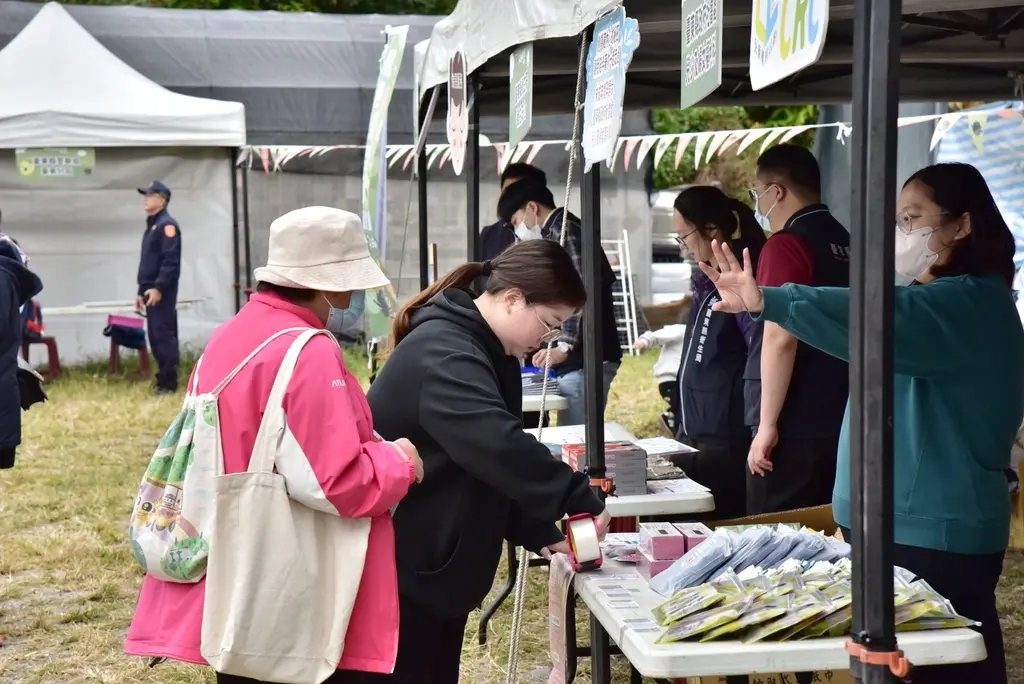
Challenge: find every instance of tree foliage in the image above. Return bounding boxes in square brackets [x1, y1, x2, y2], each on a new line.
[651, 105, 818, 198]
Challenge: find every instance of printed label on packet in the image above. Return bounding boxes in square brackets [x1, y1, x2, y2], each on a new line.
[623, 618, 660, 633]
[608, 598, 640, 609]
[596, 583, 630, 597]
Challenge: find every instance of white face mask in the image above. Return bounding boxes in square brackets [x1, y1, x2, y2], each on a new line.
[752, 186, 779, 232]
[894, 225, 939, 282]
[515, 224, 542, 241]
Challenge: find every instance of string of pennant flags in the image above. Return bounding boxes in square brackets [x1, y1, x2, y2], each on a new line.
[241, 106, 1023, 175]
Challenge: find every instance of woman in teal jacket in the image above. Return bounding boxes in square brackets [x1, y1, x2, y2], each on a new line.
[699, 162, 1023, 684]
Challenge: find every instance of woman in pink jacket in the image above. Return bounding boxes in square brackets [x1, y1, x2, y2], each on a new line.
[125, 207, 423, 684]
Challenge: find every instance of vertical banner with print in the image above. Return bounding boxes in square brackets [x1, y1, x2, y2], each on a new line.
[447, 50, 469, 175]
[749, 0, 829, 91]
[679, 0, 723, 109]
[508, 43, 534, 149]
[582, 7, 641, 171]
[361, 25, 407, 341]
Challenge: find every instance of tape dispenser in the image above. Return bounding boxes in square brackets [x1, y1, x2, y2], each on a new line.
[566, 513, 603, 572]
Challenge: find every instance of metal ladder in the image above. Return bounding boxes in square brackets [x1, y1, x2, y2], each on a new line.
[601, 231, 643, 356]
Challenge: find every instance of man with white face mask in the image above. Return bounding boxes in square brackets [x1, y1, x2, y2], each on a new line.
[477, 164, 548, 264]
[496, 179, 622, 426]
[743, 144, 851, 515]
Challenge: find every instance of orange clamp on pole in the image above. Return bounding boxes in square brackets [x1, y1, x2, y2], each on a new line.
[845, 639, 912, 680]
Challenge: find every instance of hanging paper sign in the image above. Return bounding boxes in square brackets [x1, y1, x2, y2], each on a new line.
[16, 148, 94, 179]
[508, 43, 534, 149]
[749, 0, 828, 91]
[582, 7, 641, 171]
[680, 0, 723, 109]
[447, 49, 469, 175]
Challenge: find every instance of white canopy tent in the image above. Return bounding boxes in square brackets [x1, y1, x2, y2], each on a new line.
[0, 2, 246, 365]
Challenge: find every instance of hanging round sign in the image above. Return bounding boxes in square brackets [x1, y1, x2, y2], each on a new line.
[446, 49, 469, 176]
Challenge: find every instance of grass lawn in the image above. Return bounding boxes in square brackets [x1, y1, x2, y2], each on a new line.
[1, 351, 1023, 683]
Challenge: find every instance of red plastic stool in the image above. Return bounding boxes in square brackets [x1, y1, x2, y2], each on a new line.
[20, 335, 61, 381]
[109, 339, 151, 378]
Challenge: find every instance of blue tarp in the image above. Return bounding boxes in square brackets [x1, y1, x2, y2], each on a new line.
[936, 101, 1024, 271]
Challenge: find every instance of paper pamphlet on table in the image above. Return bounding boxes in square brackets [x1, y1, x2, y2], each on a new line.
[635, 436, 699, 457]
[547, 553, 575, 684]
[524, 422, 636, 445]
[646, 479, 711, 495]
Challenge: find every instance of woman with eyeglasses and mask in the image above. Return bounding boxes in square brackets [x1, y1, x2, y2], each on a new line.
[698, 162, 1024, 684]
[366, 239, 611, 684]
[670, 185, 768, 519]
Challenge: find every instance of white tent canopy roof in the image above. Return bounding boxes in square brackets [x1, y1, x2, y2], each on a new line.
[0, 2, 245, 148]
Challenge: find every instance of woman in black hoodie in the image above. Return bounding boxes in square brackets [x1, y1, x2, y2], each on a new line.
[671, 186, 767, 519]
[366, 240, 610, 684]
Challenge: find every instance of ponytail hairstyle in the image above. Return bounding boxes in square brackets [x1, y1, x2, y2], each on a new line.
[391, 239, 587, 345]
[673, 185, 768, 253]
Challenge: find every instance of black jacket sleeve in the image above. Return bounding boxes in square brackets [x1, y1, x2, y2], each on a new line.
[155, 223, 181, 293]
[419, 350, 604, 522]
[506, 501, 564, 552]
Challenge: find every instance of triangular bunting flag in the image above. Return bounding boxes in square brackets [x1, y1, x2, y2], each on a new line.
[511, 143, 531, 163]
[715, 133, 743, 158]
[929, 113, 961, 151]
[607, 138, 627, 171]
[967, 112, 989, 153]
[493, 143, 506, 173]
[258, 147, 270, 173]
[704, 131, 733, 164]
[401, 149, 416, 171]
[427, 145, 446, 169]
[653, 136, 674, 168]
[758, 128, 788, 154]
[623, 138, 640, 170]
[438, 147, 452, 168]
[635, 135, 658, 168]
[736, 129, 771, 156]
[779, 126, 813, 144]
[674, 135, 693, 169]
[526, 141, 545, 165]
[692, 132, 713, 169]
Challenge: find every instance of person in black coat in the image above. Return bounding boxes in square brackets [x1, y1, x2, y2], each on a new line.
[670, 185, 767, 519]
[366, 240, 611, 684]
[0, 239, 42, 468]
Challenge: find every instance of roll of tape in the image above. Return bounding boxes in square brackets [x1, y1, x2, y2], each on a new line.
[567, 516, 602, 564]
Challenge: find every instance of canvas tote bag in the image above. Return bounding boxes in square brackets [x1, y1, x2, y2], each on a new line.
[201, 328, 371, 684]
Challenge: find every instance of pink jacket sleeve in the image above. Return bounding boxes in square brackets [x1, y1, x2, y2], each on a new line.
[279, 336, 415, 518]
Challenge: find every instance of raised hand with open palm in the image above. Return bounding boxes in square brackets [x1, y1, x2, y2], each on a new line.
[698, 240, 765, 314]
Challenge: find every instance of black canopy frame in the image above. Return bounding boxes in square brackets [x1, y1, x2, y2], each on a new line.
[414, 2, 1024, 682]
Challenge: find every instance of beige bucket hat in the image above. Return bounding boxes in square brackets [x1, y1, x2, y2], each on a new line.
[253, 206, 390, 292]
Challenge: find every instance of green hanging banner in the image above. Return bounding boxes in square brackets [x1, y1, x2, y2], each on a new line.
[16, 148, 95, 179]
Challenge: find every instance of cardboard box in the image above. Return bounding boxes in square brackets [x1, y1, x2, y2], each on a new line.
[704, 505, 838, 536]
[638, 522, 687, 560]
[674, 522, 713, 551]
[636, 545, 675, 580]
[680, 670, 852, 684]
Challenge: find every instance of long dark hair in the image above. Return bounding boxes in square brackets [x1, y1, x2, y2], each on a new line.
[904, 163, 1015, 286]
[391, 239, 587, 345]
[673, 185, 767, 253]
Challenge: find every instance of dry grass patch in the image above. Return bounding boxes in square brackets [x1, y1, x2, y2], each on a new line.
[1, 353, 1022, 684]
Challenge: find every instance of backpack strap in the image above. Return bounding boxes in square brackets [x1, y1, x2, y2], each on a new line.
[248, 329, 335, 475]
[208, 326, 312, 397]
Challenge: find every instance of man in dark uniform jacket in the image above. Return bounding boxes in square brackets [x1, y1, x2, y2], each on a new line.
[476, 163, 548, 262]
[136, 181, 181, 395]
[744, 145, 851, 515]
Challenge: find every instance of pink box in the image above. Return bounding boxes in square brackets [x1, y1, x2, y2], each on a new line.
[108, 313, 144, 329]
[638, 522, 687, 560]
[636, 546, 675, 581]
[673, 522, 713, 551]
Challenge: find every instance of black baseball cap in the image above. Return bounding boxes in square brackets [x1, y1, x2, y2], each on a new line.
[137, 180, 171, 202]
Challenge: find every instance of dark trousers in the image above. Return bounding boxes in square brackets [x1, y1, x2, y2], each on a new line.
[217, 671, 383, 684]
[746, 436, 838, 515]
[834, 533, 1006, 684]
[384, 595, 468, 684]
[670, 436, 749, 521]
[146, 294, 179, 391]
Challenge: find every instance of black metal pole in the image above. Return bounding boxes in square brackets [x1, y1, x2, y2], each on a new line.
[467, 73, 481, 261]
[241, 163, 253, 297]
[848, 0, 901, 680]
[229, 148, 241, 312]
[577, 23, 611, 684]
[417, 91, 432, 290]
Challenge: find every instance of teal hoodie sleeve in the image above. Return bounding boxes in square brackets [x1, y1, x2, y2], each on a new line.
[756, 279, 980, 378]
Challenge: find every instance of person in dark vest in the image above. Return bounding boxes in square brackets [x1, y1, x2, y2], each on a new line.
[0, 239, 42, 469]
[135, 181, 182, 395]
[672, 186, 767, 519]
[476, 164, 547, 263]
[497, 179, 623, 426]
[744, 145, 851, 514]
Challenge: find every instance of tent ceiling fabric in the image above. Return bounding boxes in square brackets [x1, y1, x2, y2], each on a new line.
[414, 0, 1024, 116]
[0, 2, 245, 148]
